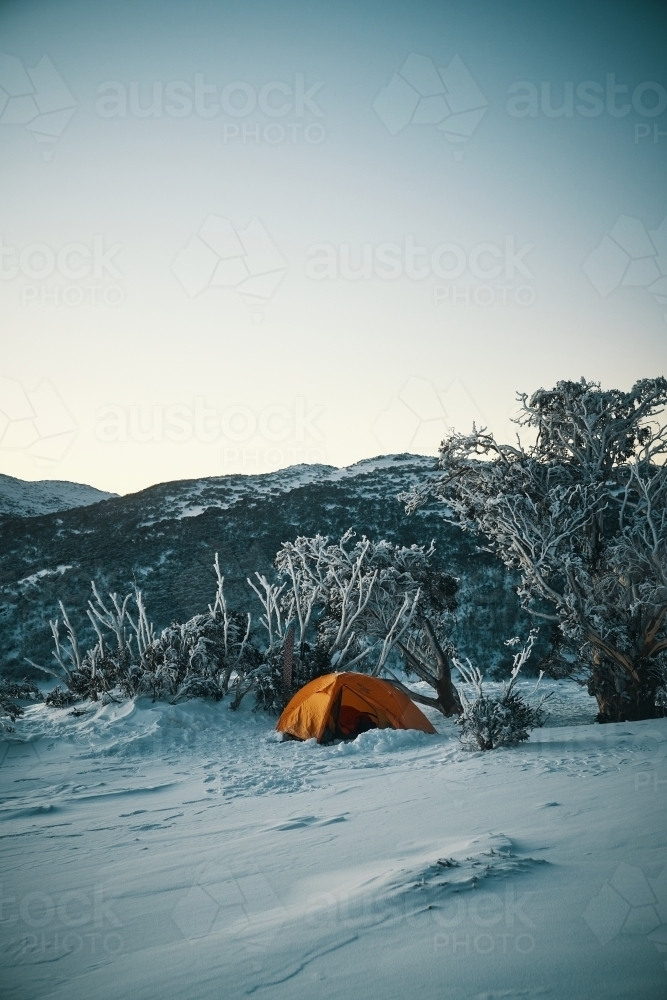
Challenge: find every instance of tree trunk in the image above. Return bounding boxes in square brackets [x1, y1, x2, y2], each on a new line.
[431, 671, 463, 717]
[588, 655, 662, 723]
[391, 622, 463, 718]
[384, 674, 462, 717]
[420, 618, 462, 716]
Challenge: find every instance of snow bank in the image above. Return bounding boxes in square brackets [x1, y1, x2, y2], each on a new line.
[1, 682, 666, 1000]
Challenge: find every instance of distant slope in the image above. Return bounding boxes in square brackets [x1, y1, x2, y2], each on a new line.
[0, 455, 529, 678]
[0, 474, 117, 518]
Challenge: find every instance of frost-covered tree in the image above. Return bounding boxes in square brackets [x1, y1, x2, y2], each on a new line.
[251, 531, 424, 709]
[35, 589, 147, 704]
[141, 555, 257, 704]
[252, 530, 462, 716]
[403, 378, 667, 722]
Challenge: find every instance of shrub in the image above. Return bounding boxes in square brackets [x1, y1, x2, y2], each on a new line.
[455, 631, 550, 750]
[0, 679, 42, 730]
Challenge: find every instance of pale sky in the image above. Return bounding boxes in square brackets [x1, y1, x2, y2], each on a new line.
[1, 0, 666, 494]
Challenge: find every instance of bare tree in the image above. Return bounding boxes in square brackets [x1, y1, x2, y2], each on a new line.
[403, 377, 667, 722]
[274, 531, 423, 673]
[254, 531, 463, 717]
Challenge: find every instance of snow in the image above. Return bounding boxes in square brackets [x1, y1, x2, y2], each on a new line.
[1, 681, 666, 999]
[177, 505, 206, 519]
[17, 565, 72, 587]
[134, 455, 434, 525]
[0, 474, 116, 518]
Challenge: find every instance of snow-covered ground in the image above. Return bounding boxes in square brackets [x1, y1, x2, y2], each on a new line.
[0, 474, 116, 518]
[1, 681, 666, 1000]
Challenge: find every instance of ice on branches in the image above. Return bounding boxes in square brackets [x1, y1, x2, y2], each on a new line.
[455, 630, 550, 750]
[403, 377, 667, 722]
[34, 533, 458, 716]
[253, 531, 445, 713]
[33, 556, 259, 708]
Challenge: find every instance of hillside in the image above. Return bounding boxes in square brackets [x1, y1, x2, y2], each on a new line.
[0, 473, 117, 518]
[0, 456, 527, 679]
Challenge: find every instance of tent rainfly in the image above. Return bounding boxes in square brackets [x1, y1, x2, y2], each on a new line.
[276, 672, 437, 743]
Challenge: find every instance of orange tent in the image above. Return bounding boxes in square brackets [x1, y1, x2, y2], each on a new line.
[276, 672, 437, 743]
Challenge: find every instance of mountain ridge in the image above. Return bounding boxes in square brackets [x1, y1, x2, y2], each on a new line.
[0, 473, 117, 518]
[0, 455, 530, 680]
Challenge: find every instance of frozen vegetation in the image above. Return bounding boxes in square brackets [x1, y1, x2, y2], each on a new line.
[1, 379, 666, 998]
[0, 454, 526, 680]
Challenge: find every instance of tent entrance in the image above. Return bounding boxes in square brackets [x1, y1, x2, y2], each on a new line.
[337, 704, 377, 736]
[325, 687, 392, 740]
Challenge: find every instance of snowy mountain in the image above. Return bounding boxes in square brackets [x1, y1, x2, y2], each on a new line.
[0, 473, 116, 518]
[0, 455, 525, 679]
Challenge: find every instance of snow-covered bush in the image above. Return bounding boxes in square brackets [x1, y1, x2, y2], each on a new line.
[36, 556, 260, 708]
[0, 679, 42, 730]
[138, 556, 259, 704]
[39, 588, 150, 704]
[455, 631, 550, 750]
